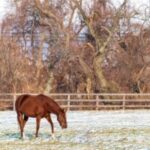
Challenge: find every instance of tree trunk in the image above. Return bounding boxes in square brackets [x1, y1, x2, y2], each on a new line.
[45, 72, 57, 93]
[93, 54, 110, 92]
[78, 57, 94, 95]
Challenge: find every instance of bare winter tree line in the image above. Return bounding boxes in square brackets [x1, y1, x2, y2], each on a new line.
[0, 0, 149, 93]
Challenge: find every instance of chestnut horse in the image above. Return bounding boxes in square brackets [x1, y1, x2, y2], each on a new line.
[15, 94, 67, 138]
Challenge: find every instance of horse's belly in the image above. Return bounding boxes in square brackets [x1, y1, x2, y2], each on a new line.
[20, 105, 45, 117]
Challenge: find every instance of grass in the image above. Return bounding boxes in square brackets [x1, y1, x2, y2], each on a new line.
[1, 127, 150, 150]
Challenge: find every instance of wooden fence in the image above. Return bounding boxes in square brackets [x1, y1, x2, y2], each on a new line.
[0, 93, 150, 111]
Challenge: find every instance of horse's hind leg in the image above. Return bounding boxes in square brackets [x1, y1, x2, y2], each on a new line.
[22, 115, 28, 129]
[17, 113, 24, 138]
[17, 114, 21, 136]
[22, 115, 29, 138]
[35, 116, 41, 138]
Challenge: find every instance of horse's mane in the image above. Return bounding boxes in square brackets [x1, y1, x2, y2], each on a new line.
[38, 94, 63, 112]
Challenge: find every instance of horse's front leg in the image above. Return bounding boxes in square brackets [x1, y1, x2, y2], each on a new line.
[35, 116, 41, 138]
[45, 114, 55, 139]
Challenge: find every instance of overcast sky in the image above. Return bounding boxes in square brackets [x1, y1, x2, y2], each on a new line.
[0, 1, 7, 19]
[0, 0, 150, 21]
[0, 0, 11, 21]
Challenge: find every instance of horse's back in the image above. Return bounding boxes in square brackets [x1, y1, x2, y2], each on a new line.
[15, 94, 49, 117]
[15, 94, 61, 117]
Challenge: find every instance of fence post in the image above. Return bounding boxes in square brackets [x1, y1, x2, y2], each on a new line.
[123, 95, 126, 111]
[67, 94, 70, 111]
[13, 93, 17, 111]
[96, 95, 99, 111]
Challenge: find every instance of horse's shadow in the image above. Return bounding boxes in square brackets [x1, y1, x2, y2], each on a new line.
[1, 132, 19, 141]
[2, 132, 58, 141]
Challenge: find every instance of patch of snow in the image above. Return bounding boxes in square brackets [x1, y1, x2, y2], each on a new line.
[0, 110, 150, 149]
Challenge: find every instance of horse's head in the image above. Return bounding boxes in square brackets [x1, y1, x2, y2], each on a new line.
[57, 108, 67, 129]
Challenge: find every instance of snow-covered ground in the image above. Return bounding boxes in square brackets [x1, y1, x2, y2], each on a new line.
[1, 110, 150, 150]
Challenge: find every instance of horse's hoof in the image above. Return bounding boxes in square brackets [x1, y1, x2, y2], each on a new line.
[19, 137, 24, 140]
[51, 134, 56, 141]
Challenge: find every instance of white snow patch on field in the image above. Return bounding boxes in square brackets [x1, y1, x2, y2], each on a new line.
[1, 110, 150, 150]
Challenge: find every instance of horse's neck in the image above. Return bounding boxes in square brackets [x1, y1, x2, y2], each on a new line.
[47, 101, 61, 115]
[52, 107, 61, 116]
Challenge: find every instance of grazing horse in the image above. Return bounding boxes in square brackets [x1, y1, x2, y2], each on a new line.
[15, 94, 67, 138]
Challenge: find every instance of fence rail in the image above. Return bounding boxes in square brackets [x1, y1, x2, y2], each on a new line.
[0, 93, 150, 111]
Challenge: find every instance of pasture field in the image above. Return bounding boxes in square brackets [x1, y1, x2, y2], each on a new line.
[0, 111, 150, 150]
